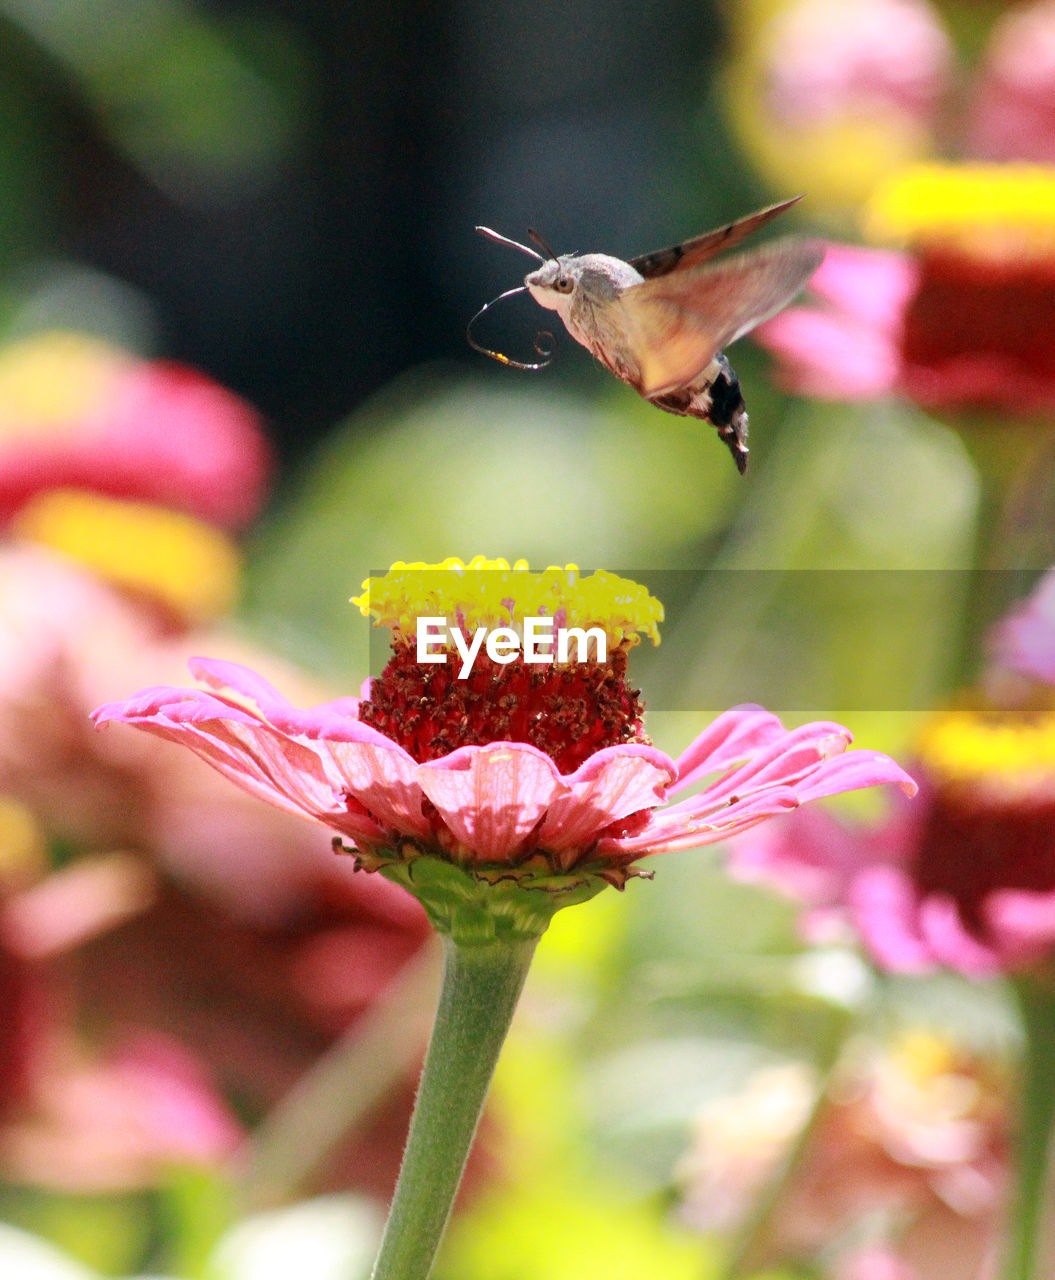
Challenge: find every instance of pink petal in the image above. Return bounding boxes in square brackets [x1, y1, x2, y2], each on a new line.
[986, 888, 1055, 960]
[416, 743, 568, 862]
[603, 787, 801, 858]
[988, 568, 1055, 684]
[664, 721, 853, 815]
[759, 308, 904, 399]
[808, 244, 919, 328]
[849, 866, 937, 973]
[92, 683, 370, 835]
[754, 244, 918, 402]
[107, 1032, 242, 1160]
[610, 718, 914, 860]
[190, 656, 302, 713]
[2, 853, 155, 959]
[190, 657, 366, 739]
[792, 750, 917, 803]
[727, 803, 864, 905]
[94, 663, 438, 847]
[670, 705, 792, 791]
[324, 739, 434, 840]
[917, 894, 1002, 977]
[536, 745, 677, 863]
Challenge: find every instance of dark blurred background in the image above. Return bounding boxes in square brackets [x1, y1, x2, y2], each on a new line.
[3, 0, 747, 462]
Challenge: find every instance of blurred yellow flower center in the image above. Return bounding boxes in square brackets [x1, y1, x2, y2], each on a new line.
[353, 556, 664, 649]
[13, 489, 241, 624]
[889, 1031, 960, 1087]
[0, 795, 46, 890]
[864, 164, 1055, 263]
[0, 331, 130, 437]
[916, 707, 1055, 798]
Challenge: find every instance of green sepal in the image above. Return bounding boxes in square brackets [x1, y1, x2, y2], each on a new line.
[334, 841, 645, 944]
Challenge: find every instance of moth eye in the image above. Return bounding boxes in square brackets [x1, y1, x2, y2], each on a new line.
[554, 276, 574, 294]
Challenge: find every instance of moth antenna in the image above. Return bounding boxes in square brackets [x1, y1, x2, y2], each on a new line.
[466, 285, 556, 371]
[474, 225, 544, 262]
[526, 227, 560, 265]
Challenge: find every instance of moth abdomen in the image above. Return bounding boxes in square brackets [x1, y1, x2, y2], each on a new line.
[650, 352, 749, 473]
[709, 356, 749, 475]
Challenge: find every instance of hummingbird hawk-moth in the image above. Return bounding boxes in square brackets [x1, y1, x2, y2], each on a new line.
[469, 196, 824, 474]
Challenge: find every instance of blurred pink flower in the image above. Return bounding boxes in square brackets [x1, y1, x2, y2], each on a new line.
[92, 655, 917, 888]
[989, 567, 1055, 685]
[724, 798, 919, 947]
[758, 236, 1055, 415]
[0, 545, 436, 1195]
[0, 332, 271, 529]
[764, 0, 951, 128]
[731, 572, 1055, 977]
[0, 1032, 243, 1192]
[755, 243, 919, 401]
[678, 1038, 1006, 1279]
[725, 0, 953, 210]
[966, 2, 1055, 164]
[0, 850, 244, 1192]
[733, 767, 1055, 979]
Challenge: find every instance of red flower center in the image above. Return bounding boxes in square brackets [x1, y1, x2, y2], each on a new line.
[902, 250, 1055, 409]
[912, 706, 1055, 942]
[915, 788, 1055, 938]
[358, 635, 648, 774]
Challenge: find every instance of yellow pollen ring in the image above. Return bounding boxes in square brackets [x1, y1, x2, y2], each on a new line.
[352, 556, 664, 648]
[864, 163, 1055, 263]
[916, 708, 1055, 797]
[13, 488, 242, 624]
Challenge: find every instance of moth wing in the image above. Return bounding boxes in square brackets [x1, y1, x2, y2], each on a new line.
[629, 195, 804, 279]
[620, 237, 825, 398]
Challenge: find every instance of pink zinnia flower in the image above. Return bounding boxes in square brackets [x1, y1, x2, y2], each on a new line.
[966, 1, 1055, 165]
[723, 0, 953, 211]
[733, 735, 1055, 979]
[0, 331, 271, 529]
[990, 567, 1055, 686]
[92, 558, 916, 932]
[731, 571, 1055, 977]
[758, 166, 1055, 416]
[677, 1036, 1005, 1278]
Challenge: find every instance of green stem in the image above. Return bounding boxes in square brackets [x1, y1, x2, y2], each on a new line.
[369, 932, 539, 1280]
[1004, 974, 1055, 1280]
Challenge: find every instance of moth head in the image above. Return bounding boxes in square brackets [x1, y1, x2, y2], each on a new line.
[524, 258, 578, 312]
[526, 254, 641, 312]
